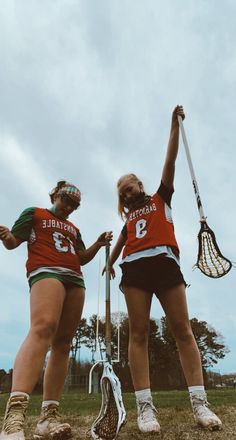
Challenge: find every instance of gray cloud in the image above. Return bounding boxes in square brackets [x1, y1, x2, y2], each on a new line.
[0, 0, 235, 372]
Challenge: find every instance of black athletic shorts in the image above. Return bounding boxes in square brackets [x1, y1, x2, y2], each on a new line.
[120, 255, 187, 297]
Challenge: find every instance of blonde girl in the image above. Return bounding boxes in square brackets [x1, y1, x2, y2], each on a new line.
[107, 107, 222, 433]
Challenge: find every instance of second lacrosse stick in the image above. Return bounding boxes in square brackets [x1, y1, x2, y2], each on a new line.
[178, 115, 232, 278]
[90, 245, 126, 440]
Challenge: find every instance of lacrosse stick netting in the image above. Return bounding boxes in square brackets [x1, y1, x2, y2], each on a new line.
[178, 115, 232, 278]
[196, 220, 232, 278]
[90, 246, 126, 439]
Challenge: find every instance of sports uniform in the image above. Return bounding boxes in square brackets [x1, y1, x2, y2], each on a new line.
[0, 181, 115, 440]
[11, 207, 85, 288]
[120, 181, 186, 295]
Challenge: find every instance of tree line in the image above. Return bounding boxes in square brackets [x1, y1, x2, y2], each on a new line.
[0, 314, 229, 392]
[70, 313, 229, 390]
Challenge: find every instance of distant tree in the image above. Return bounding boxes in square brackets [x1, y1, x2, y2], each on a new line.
[0, 369, 7, 391]
[149, 319, 176, 389]
[111, 313, 132, 390]
[71, 317, 88, 364]
[0, 369, 6, 383]
[190, 318, 229, 369]
[115, 315, 228, 390]
[1, 369, 13, 393]
[84, 314, 106, 362]
[111, 312, 129, 366]
[158, 317, 185, 388]
[70, 312, 229, 391]
[159, 316, 229, 388]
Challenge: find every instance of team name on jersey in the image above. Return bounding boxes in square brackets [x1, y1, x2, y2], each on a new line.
[128, 202, 157, 222]
[41, 219, 77, 238]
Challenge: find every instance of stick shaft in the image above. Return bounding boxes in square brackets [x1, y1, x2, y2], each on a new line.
[105, 245, 111, 360]
[178, 115, 205, 220]
[95, 258, 101, 353]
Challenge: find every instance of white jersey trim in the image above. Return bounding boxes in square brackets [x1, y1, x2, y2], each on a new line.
[120, 245, 180, 266]
[28, 266, 84, 281]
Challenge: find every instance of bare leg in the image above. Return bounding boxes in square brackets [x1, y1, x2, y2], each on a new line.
[12, 279, 66, 394]
[159, 285, 222, 430]
[123, 286, 152, 391]
[159, 283, 203, 386]
[43, 286, 85, 401]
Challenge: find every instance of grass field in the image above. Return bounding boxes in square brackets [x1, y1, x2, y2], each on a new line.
[0, 389, 236, 439]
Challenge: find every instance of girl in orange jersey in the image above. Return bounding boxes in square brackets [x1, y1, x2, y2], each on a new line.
[107, 106, 222, 433]
[0, 181, 112, 440]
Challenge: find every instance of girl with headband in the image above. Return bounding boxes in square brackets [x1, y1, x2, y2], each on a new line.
[0, 180, 112, 440]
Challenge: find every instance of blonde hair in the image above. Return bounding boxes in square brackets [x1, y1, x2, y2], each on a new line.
[117, 173, 144, 220]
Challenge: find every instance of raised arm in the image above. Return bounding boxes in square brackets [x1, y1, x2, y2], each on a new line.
[161, 105, 185, 189]
[78, 231, 113, 265]
[0, 226, 23, 250]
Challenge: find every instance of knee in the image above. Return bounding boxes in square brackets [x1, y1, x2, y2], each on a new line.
[172, 322, 194, 345]
[130, 325, 149, 347]
[52, 335, 72, 355]
[31, 320, 58, 343]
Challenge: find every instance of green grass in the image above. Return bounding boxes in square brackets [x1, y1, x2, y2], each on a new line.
[0, 389, 236, 439]
[1, 389, 235, 415]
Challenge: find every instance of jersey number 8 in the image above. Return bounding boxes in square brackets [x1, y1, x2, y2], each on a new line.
[135, 219, 147, 239]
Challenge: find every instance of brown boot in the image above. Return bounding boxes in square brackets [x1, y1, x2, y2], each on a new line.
[0, 394, 29, 440]
[33, 404, 72, 439]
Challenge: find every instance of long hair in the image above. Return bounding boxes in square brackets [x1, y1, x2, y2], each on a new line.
[117, 174, 144, 220]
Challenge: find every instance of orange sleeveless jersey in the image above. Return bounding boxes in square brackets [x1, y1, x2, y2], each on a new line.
[122, 192, 179, 259]
[26, 208, 82, 275]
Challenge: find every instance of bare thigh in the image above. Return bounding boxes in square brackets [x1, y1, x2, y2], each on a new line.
[52, 285, 85, 347]
[30, 278, 67, 333]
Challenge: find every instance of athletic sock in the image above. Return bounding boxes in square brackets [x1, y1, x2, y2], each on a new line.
[10, 391, 29, 399]
[42, 400, 59, 408]
[135, 388, 152, 404]
[188, 385, 205, 396]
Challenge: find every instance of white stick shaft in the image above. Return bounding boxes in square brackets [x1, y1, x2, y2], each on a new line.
[117, 290, 120, 363]
[95, 258, 101, 353]
[178, 116, 205, 220]
[105, 245, 111, 360]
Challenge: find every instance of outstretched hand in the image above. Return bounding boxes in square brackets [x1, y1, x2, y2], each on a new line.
[0, 226, 11, 241]
[96, 231, 113, 247]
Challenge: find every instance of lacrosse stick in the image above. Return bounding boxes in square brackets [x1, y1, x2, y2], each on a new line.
[90, 245, 126, 440]
[178, 115, 232, 278]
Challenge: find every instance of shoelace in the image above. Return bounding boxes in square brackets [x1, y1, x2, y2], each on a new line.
[192, 396, 216, 419]
[4, 400, 28, 434]
[41, 405, 61, 423]
[194, 404, 216, 419]
[139, 401, 157, 423]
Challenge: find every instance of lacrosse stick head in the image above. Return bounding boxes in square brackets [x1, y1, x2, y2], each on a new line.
[195, 220, 232, 278]
[90, 362, 126, 440]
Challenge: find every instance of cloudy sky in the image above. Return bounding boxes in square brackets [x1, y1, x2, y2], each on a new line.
[0, 1, 235, 376]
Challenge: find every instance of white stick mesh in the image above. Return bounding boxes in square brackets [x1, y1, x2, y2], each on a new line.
[196, 221, 232, 278]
